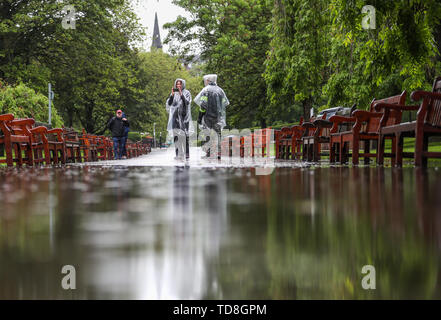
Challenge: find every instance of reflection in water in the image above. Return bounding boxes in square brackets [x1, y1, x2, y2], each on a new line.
[0, 166, 440, 299]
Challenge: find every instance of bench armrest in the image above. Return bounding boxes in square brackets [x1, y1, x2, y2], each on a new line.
[313, 119, 333, 128]
[10, 118, 35, 126]
[30, 126, 48, 134]
[411, 90, 441, 102]
[351, 110, 383, 133]
[48, 128, 63, 134]
[329, 115, 356, 133]
[0, 114, 14, 122]
[48, 128, 64, 142]
[301, 122, 316, 129]
[352, 110, 383, 120]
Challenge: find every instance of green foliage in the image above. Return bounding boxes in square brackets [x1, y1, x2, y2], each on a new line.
[264, 0, 441, 116]
[264, 0, 331, 120]
[2, 0, 441, 132]
[0, 82, 63, 127]
[0, 0, 145, 133]
[168, 0, 441, 126]
[127, 131, 141, 142]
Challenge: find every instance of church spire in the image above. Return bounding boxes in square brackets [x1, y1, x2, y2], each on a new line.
[151, 12, 163, 50]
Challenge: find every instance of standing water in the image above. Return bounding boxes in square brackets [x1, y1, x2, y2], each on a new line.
[0, 150, 440, 299]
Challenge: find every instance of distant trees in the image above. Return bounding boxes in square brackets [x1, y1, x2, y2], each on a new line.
[2, 1, 441, 131]
[0, 0, 201, 136]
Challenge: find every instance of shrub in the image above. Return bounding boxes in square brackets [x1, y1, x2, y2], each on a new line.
[0, 81, 64, 127]
[128, 131, 141, 142]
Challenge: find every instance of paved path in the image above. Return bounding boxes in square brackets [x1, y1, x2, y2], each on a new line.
[76, 147, 304, 169]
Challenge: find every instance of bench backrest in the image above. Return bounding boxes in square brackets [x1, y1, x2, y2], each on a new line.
[63, 127, 80, 142]
[367, 91, 406, 132]
[426, 76, 441, 127]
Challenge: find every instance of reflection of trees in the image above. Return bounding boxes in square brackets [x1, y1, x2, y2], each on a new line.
[213, 167, 440, 299]
[0, 168, 87, 299]
[265, 168, 440, 299]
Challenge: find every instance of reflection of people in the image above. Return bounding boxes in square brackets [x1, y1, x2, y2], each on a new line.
[107, 109, 129, 160]
[121, 112, 130, 159]
[194, 74, 229, 159]
[166, 79, 193, 160]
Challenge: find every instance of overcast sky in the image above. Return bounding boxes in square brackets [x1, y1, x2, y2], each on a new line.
[132, 0, 191, 53]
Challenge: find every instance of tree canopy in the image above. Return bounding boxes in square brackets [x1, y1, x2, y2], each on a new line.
[166, 0, 441, 127]
[1, 0, 441, 132]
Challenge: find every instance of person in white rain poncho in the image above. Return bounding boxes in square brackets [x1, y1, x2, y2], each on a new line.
[166, 79, 194, 159]
[194, 74, 230, 159]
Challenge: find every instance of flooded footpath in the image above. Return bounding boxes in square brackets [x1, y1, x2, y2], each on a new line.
[0, 148, 440, 299]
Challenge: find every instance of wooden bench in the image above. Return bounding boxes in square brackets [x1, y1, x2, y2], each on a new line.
[275, 120, 306, 160]
[376, 77, 441, 167]
[330, 91, 407, 165]
[79, 129, 98, 162]
[301, 114, 328, 162]
[5, 117, 65, 165]
[62, 127, 82, 163]
[0, 114, 33, 167]
[253, 128, 272, 158]
[105, 137, 114, 160]
[95, 135, 108, 161]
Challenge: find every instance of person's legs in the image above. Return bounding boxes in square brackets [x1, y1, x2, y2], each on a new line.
[204, 135, 211, 157]
[217, 130, 222, 159]
[121, 137, 127, 158]
[122, 136, 128, 157]
[186, 135, 190, 159]
[112, 137, 120, 160]
[174, 136, 179, 157]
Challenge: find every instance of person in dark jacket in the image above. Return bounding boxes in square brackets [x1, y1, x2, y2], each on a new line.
[107, 109, 129, 160]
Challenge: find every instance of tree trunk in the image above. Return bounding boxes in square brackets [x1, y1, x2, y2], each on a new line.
[303, 99, 311, 121]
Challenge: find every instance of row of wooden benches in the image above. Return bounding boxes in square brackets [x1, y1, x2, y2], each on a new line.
[275, 76, 441, 167]
[0, 114, 151, 167]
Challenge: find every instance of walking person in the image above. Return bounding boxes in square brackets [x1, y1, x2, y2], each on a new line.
[166, 78, 193, 160]
[194, 74, 229, 159]
[121, 112, 130, 159]
[107, 109, 129, 160]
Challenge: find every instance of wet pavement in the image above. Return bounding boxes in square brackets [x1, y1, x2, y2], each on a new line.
[0, 148, 441, 299]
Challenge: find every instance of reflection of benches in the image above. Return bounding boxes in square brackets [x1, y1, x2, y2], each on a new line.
[377, 77, 441, 167]
[330, 91, 407, 165]
[0, 114, 33, 167]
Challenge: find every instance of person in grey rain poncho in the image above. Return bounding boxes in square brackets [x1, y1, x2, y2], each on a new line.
[166, 79, 194, 159]
[194, 74, 229, 159]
